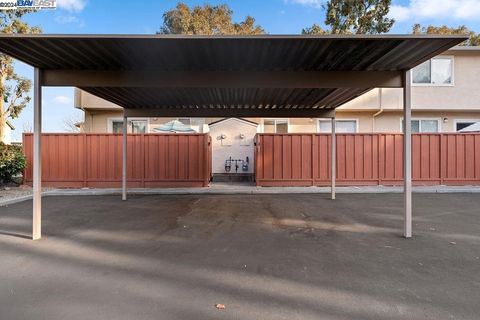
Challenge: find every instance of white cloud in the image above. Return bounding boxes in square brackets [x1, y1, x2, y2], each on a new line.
[54, 14, 79, 24]
[390, 0, 480, 21]
[57, 0, 86, 12]
[285, 0, 323, 9]
[53, 96, 72, 105]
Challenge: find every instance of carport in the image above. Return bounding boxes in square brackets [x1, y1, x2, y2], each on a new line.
[0, 34, 466, 240]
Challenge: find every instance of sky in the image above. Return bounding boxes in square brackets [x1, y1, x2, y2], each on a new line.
[8, 0, 480, 141]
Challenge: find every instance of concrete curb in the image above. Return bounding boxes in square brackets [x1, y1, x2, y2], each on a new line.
[2, 186, 480, 207]
[0, 190, 57, 207]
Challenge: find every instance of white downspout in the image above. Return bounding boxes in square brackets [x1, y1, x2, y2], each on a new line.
[372, 88, 383, 132]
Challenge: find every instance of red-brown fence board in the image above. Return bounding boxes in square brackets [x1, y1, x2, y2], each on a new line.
[255, 133, 480, 187]
[23, 133, 211, 188]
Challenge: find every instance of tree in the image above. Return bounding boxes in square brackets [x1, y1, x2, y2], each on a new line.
[412, 24, 480, 46]
[302, 24, 329, 35]
[63, 114, 84, 133]
[159, 2, 264, 35]
[302, 0, 395, 35]
[0, 11, 41, 143]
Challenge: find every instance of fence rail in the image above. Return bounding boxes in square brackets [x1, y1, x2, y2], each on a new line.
[23, 133, 211, 188]
[255, 133, 480, 186]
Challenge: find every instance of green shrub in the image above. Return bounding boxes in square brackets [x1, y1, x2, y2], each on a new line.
[0, 142, 26, 184]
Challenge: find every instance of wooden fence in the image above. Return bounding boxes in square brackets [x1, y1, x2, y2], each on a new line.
[23, 134, 212, 188]
[255, 133, 480, 186]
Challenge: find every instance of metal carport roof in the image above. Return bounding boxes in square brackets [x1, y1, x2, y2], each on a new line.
[0, 34, 466, 117]
[0, 33, 467, 241]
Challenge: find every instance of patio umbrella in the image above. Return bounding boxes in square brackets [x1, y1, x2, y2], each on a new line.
[152, 120, 196, 133]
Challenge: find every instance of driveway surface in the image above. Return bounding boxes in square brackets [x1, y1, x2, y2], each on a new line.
[1, 194, 479, 320]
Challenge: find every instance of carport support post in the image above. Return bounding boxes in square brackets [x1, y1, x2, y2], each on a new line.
[331, 115, 336, 200]
[403, 70, 412, 238]
[32, 68, 42, 240]
[122, 114, 127, 201]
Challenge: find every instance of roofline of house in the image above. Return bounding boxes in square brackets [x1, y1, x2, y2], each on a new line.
[209, 117, 259, 127]
[447, 46, 480, 53]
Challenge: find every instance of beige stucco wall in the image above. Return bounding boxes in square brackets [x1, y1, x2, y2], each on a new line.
[373, 111, 480, 133]
[340, 52, 480, 112]
[75, 89, 122, 111]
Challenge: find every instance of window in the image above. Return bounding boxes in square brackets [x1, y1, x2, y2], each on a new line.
[412, 57, 453, 85]
[263, 119, 288, 133]
[109, 119, 148, 133]
[131, 120, 147, 133]
[402, 119, 440, 133]
[318, 120, 357, 133]
[456, 121, 480, 132]
[111, 120, 124, 133]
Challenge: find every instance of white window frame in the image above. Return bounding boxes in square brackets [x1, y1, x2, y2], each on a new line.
[412, 55, 454, 87]
[316, 118, 359, 133]
[262, 118, 290, 133]
[454, 119, 480, 132]
[107, 117, 150, 133]
[399, 117, 442, 133]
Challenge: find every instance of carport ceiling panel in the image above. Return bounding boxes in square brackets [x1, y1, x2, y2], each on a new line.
[81, 86, 370, 117]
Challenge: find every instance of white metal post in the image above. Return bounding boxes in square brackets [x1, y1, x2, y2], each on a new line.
[331, 116, 336, 200]
[122, 114, 127, 201]
[403, 70, 412, 238]
[32, 68, 42, 240]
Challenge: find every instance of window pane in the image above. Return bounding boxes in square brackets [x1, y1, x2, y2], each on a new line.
[412, 60, 431, 84]
[276, 120, 288, 133]
[318, 120, 332, 133]
[112, 121, 123, 133]
[420, 120, 438, 133]
[411, 120, 420, 133]
[318, 120, 356, 133]
[456, 122, 476, 132]
[336, 120, 356, 133]
[132, 121, 147, 133]
[432, 58, 452, 84]
[264, 120, 275, 133]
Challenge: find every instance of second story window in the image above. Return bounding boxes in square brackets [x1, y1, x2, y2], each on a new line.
[412, 56, 453, 85]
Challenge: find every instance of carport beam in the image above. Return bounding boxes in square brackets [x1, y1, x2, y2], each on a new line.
[122, 114, 127, 201]
[403, 70, 412, 238]
[331, 116, 336, 200]
[32, 68, 42, 240]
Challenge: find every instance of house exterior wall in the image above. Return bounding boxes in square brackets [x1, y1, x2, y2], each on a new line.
[340, 52, 480, 112]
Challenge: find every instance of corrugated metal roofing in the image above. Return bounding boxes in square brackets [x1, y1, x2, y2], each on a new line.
[0, 34, 467, 116]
